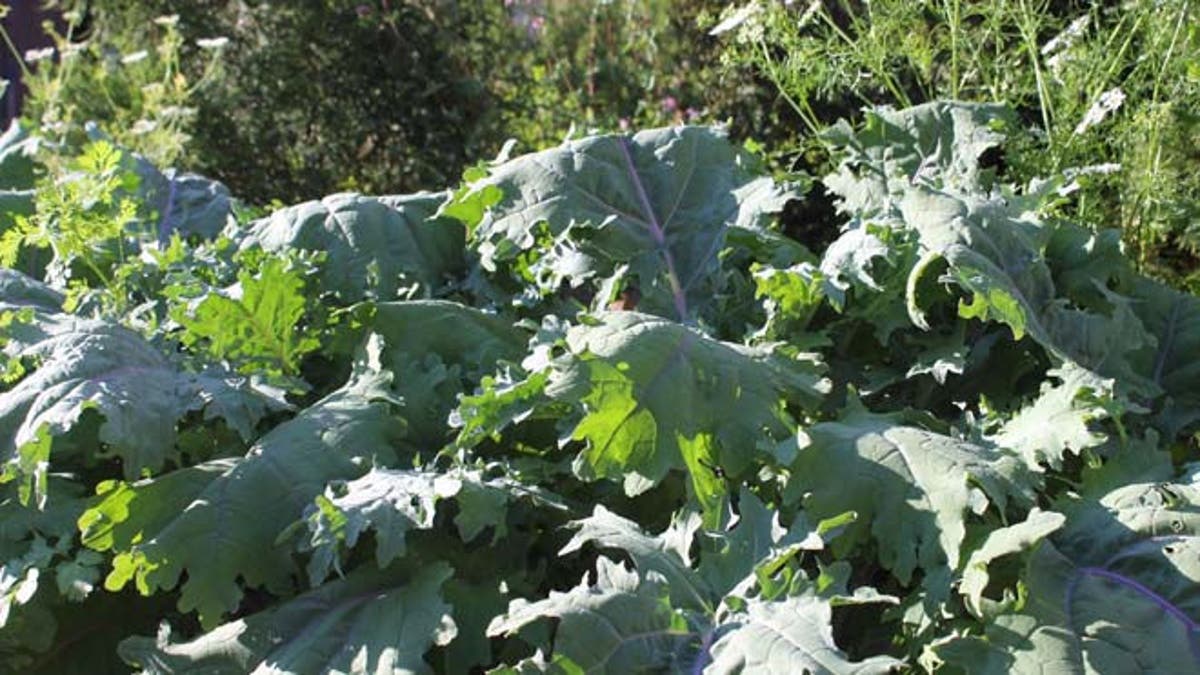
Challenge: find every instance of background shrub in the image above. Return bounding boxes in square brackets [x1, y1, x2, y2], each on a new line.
[37, 0, 770, 207]
[707, 0, 1200, 288]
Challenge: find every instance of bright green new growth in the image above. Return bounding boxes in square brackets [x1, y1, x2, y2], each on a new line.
[0, 140, 142, 285]
[171, 255, 319, 377]
[550, 310, 826, 524]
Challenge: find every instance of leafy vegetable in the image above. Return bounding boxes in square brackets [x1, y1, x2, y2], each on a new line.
[239, 193, 464, 303]
[120, 562, 457, 674]
[788, 405, 1035, 591]
[2, 105, 1199, 673]
[0, 296, 277, 506]
[78, 369, 403, 628]
[444, 126, 797, 322]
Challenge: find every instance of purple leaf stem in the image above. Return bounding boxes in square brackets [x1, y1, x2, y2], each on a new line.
[1066, 566, 1200, 662]
[157, 176, 177, 243]
[689, 628, 715, 675]
[618, 137, 688, 321]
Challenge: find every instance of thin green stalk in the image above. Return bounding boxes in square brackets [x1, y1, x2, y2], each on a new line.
[1093, 12, 1143, 102]
[1136, 0, 1189, 268]
[943, 0, 962, 99]
[0, 22, 32, 81]
[1016, 0, 1054, 154]
[80, 253, 113, 289]
[756, 38, 823, 139]
[816, 3, 912, 107]
[962, 7, 1005, 101]
[1150, 1, 1188, 107]
[44, 17, 81, 145]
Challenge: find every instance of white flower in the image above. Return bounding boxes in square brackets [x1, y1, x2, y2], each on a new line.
[1042, 15, 1089, 56]
[59, 43, 84, 60]
[121, 50, 149, 65]
[1056, 163, 1123, 196]
[24, 47, 55, 63]
[158, 105, 195, 119]
[797, 0, 822, 27]
[709, 2, 761, 36]
[1070, 162, 1122, 176]
[131, 119, 159, 135]
[1074, 88, 1126, 135]
[153, 14, 180, 27]
[196, 37, 230, 50]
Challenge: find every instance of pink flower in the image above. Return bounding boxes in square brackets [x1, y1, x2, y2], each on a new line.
[661, 96, 678, 113]
[356, 4, 371, 18]
[619, 118, 630, 131]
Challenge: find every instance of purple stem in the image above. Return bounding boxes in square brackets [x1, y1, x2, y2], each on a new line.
[689, 628, 715, 675]
[617, 137, 688, 321]
[157, 176, 178, 242]
[1069, 567, 1198, 631]
[1066, 566, 1200, 662]
[1151, 296, 1183, 385]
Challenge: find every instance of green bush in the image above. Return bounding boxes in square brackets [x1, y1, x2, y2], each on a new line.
[58, 0, 515, 203]
[34, 0, 760, 207]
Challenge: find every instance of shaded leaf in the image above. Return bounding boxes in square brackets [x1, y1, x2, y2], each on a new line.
[959, 508, 1065, 617]
[119, 562, 457, 675]
[369, 300, 526, 447]
[300, 466, 562, 586]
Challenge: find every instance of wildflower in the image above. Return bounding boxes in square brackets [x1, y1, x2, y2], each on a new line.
[618, 118, 630, 131]
[709, 2, 761, 36]
[24, 47, 54, 64]
[1042, 15, 1089, 56]
[158, 106, 196, 120]
[131, 119, 158, 135]
[196, 37, 230, 50]
[1075, 162, 1122, 175]
[60, 43, 85, 60]
[1074, 88, 1126, 135]
[121, 50, 149, 65]
[153, 14, 180, 28]
[1057, 163, 1123, 196]
[355, 5, 371, 18]
[661, 96, 678, 114]
[796, 0, 822, 28]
